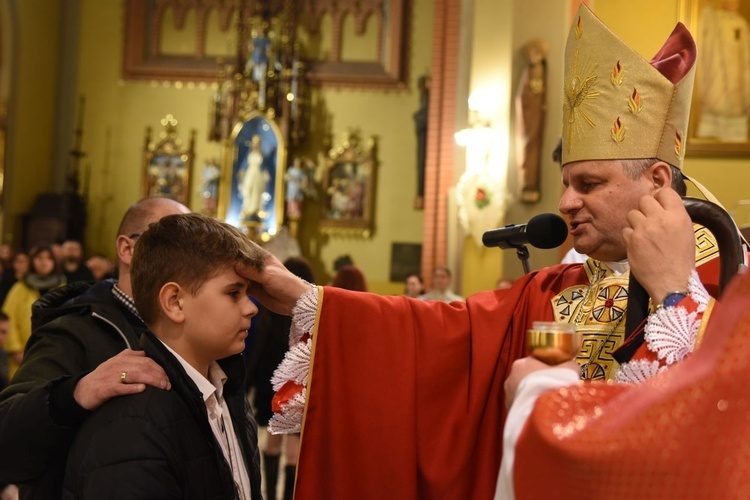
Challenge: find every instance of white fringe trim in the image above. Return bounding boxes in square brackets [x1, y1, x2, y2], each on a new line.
[289, 284, 318, 345]
[687, 269, 710, 314]
[268, 286, 318, 434]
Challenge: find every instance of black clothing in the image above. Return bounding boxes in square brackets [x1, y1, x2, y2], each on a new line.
[0, 280, 144, 499]
[63, 264, 94, 285]
[63, 331, 263, 499]
[245, 305, 291, 425]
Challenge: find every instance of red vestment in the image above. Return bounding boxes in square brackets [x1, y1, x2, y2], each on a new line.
[292, 258, 721, 499]
[514, 269, 750, 498]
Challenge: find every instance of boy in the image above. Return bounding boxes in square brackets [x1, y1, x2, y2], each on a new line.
[63, 213, 265, 499]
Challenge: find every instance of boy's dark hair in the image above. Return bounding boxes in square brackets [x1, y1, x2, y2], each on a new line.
[0, 311, 8, 322]
[131, 213, 266, 325]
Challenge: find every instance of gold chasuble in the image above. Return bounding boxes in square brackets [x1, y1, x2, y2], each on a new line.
[553, 225, 720, 381]
[553, 259, 628, 380]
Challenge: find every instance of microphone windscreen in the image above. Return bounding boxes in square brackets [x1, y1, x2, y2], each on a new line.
[526, 213, 568, 249]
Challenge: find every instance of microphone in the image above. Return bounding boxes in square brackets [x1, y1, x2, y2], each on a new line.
[482, 213, 568, 250]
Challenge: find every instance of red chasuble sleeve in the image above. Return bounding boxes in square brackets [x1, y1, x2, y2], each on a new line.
[293, 264, 588, 500]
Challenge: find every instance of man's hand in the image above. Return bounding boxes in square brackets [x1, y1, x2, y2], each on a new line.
[623, 189, 695, 304]
[73, 349, 171, 411]
[504, 357, 579, 409]
[239, 252, 311, 315]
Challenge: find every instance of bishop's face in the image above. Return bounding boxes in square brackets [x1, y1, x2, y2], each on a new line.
[559, 160, 656, 262]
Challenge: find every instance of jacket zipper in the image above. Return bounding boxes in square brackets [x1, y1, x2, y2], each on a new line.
[91, 312, 133, 349]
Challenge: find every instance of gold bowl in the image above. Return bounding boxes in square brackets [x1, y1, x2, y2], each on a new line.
[526, 322, 582, 365]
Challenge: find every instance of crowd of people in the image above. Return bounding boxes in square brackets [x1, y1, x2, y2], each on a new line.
[0, 4, 747, 500]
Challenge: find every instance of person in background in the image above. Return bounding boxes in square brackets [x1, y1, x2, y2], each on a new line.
[332, 254, 354, 273]
[0, 197, 187, 498]
[0, 312, 9, 391]
[404, 274, 424, 298]
[419, 266, 463, 302]
[63, 213, 265, 498]
[0, 245, 13, 272]
[2, 246, 65, 375]
[85, 255, 116, 281]
[330, 265, 367, 292]
[496, 278, 514, 290]
[0, 252, 29, 307]
[60, 239, 95, 284]
[246, 256, 314, 500]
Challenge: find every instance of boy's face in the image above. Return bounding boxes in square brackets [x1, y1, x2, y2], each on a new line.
[181, 266, 258, 365]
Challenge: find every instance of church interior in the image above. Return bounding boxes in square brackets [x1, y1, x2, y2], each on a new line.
[1, 0, 748, 296]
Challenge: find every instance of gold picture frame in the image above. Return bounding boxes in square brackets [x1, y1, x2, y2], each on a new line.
[142, 115, 195, 206]
[320, 130, 378, 237]
[681, 0, 750, 156]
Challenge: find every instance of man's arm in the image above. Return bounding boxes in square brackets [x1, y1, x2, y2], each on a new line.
[0, 324, 169, 484]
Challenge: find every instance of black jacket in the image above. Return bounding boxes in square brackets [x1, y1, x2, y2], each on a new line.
[0, 280, 145, 499]
[62, 331, 263, 499]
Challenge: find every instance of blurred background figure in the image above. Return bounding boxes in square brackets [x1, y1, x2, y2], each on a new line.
[246, 257, 314, 500]
[60, 239, 94, 284]
[2, 246, 65, 376]
[85, 255, 116, 281]
[330, 265, 368, 292]
[0, 252, 29, 307]
[332, 254, 354, 273]
[404, 273, 424, 298]
[0, 312, 9, 391]
[419, 266, 463, 302]
[0, 245, 13, 271]
[496, 278, 514, 290]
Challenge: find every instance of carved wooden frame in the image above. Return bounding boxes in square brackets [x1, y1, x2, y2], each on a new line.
[320, 131, 378, 237]
[301, 0, 411, 89]
[142, 115, 195, 206]
[122, 0, 411, 89]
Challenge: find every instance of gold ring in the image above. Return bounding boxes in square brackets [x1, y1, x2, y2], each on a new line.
[120, 371, 127, 383]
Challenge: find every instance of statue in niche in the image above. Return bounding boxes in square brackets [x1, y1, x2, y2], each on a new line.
[285, 157, 307, 219]
[201, 158, 221, 214]
[514, 39, 548, 204]
[239, 135, 268, 222]
[413, 75, 430, 210]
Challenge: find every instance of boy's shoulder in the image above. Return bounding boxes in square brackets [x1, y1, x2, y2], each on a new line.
[81, 385, 192, 435]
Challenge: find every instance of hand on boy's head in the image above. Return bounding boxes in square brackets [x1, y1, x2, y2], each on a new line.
[73, 349, 171, 411]
[239, 252, 312, 316]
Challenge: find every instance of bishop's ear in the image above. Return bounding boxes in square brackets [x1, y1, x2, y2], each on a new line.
[649, 161, 673, 191]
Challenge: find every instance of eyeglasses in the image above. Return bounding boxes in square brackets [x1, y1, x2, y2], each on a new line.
[129, 233, 140, 240]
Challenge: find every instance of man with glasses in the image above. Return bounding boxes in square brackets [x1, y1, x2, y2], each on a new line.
[0, 197, 189, 498]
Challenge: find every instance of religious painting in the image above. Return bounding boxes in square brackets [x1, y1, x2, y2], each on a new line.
[320, 130, 378, 237]
[219, 112, 286, 240]
[142, 115, 195, 206]
[681, 0, 750, 156]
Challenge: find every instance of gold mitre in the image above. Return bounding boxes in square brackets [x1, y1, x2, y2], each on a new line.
[562, 4, 696, 169]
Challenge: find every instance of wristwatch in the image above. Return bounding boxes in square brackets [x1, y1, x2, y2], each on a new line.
[659, 291, 688, 310]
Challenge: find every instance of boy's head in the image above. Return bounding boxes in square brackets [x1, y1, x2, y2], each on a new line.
[131, 213, 266, 327]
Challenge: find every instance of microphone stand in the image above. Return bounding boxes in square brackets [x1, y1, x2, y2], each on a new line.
[514, 244, 531, 275]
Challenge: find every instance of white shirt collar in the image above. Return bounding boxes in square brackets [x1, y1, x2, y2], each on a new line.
[602, 259, 629, 276]
[158, 339, 228, 402]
